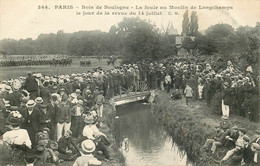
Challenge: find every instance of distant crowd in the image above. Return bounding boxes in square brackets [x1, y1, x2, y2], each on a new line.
[0, 56, 259, 165]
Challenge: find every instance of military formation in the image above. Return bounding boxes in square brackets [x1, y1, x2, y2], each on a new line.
[0, 57, 72, 67]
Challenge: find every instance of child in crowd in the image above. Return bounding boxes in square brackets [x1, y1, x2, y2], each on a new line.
[184, 84, 193, 107]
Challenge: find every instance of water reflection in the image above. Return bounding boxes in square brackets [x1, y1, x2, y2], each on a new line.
[115, 103, 190, 166]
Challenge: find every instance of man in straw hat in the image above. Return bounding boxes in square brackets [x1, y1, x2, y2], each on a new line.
[73, 139, 101, 166]
[20, 100, 40, 148]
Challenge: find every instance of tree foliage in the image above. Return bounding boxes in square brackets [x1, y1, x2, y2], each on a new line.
[189, 11, 198, 36]
[182, 10, 190, 35]
[116, 17, 167, 63]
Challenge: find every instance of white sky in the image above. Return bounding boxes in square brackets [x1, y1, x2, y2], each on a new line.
[0, 0, 259, 40]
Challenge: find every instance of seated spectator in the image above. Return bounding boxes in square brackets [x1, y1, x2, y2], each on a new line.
[58, 130, 81, 161]
[73, 140, 101, 166]
[82, 116, 112, 161]
[3, 111, 37, 165]
[203, 128, 226, 154]
[35, 128, 60, 163]
[171, 89, 182, 100]
[216, 130, 250, 164]
[3, 111, 31, 150]
[242, 142, 260, 166]
[224, 125, 240, 148]
[217, 116, 232, 132]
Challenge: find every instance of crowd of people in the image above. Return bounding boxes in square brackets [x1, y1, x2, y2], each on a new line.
[0, 56, 259, 165]
[203, 117, 260, 165]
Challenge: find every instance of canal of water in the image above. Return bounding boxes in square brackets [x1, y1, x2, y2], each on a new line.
[114, 102, 192, 166]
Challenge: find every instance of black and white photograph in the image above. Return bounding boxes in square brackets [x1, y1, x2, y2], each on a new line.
[0, 0, 259, 165]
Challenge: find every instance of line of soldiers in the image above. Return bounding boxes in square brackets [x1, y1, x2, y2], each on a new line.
[0, 58, 72, 67]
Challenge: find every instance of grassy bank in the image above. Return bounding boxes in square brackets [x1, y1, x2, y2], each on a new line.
[152, 91, 260, 166]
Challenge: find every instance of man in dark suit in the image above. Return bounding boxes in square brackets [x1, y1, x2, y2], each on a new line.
[20, 100, 40, 147]
[47, 95, 59, 141]
[39, 81, 52, 104]
[24, 71, 39, 100]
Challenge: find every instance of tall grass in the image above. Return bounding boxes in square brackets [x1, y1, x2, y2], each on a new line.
[152, 99, 217, 166]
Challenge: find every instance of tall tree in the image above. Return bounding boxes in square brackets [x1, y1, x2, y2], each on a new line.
[182, 10, 189, 35]
[189, 11, 198, 36]
[205, 23, 234, 54]
[116, 17, 163, 63]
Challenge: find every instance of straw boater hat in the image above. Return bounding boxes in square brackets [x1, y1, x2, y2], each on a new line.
[26, 100, 36, 107]
[35, 97, 43, 104]
[81, 140, 96, 153]
[70, 93, 77, 98]
[75, 89, 81, 93]
[5, 85, 12, 93]
[252, 143, 260, 150]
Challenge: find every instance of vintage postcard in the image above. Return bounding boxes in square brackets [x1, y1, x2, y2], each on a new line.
[0, 0, 259, 166]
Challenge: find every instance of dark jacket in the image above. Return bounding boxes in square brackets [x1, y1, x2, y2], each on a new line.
[223, 88, 233, 105]
[56, 103, 71, 123]
[24, 76, 38, 92]
[12, 91, 23, 106]
[39, 87, 51, 103]
[58, 136, 80, 155]
[47, 102, 57, 124]
[20, 107, 40, 132]
[4, 93, 17, 106]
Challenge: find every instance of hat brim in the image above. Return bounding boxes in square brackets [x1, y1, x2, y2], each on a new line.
[26, 103, 36, 107]
[6, 119, 22, 126]
[81, 141, 96, 153]
[6, 116, 24, 126]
